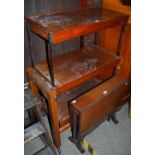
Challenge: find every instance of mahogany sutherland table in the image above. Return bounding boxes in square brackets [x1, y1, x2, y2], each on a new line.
[69, 75, 130, 153]
[26, 7, 128, 152]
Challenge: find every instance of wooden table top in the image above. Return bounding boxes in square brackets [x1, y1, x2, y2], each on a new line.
[26, 7, 128, 43]
[35, 45, 120, 93]
[72, 76, 127, 111]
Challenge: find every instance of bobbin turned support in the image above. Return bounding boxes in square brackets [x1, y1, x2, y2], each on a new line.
[69, 112, 85, 153]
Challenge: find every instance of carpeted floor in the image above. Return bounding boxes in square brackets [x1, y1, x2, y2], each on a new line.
[24, 104, 131, 155]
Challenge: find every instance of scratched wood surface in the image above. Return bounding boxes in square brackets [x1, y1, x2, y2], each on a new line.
[26, 7, 128, 43]
[24, 0, 80, 82]
[35, 45, 120, 93]
[24, 0, 103, 82]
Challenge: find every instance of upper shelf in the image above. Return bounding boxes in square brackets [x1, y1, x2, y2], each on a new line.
[26, 7, 129, 43]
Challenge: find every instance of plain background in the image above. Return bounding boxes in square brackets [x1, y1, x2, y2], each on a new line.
[0, 0, 155, 155]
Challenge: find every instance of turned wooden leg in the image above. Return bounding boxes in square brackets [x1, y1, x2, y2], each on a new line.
[69, 113, 78, 143]
[69, 113, 85, 153]
[80, 36, 84, 48]
[106, 116, 111, 125]
[48, 89, 61, 150]
[128, 99, 131, 119]
[110, 112, 119, 124]
[69, 113, 77, 144]
[29, 81, 39, 96]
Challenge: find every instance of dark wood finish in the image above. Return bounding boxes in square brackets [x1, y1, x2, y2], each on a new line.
[69, 76, 130, 152]
[68, 113, 85, 153]
[99, 25, 131, 79]
[28, 66, 102, 129]
[24, 0, 81, 82]
[81, 0, 88, 7]
[57, 78, 101, 131]
[109, 112, 119, 124]
[47, 89, 61, 149]
[117, 25, 131, 79]
[26, 5, 129, 150]
[26, 7, 128, 43]
[101, 0, 131, 79]
[103, 0, 131, 24]
[27, 68, 53, 99]
[71, 76, 129, 133]
[35, 45, 120, 93]
[80, 36, 84, 48]
[80, 0, 88, 48]
[27, 67, 104, 147]
[120, 0, 131, 6]
[100, 0, 131, 117]
[24, 1, 104, 83]
[128, 98, 131, 119]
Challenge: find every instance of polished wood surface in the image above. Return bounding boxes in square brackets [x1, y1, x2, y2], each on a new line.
[26, 7, 128, 43]
[103, 0, 131, 24]
[57, 78, 101, 132]
[81, 0, 88, 7]
[26, 1, 129, 150]
[27, 66, 102, 132]
[35, 45, 120, 93]
[71, 76, 129, 134]
[100, 0, 131, 118]
[117, 24, 131, 79]
[69, 75, 130, 152]
[99, 0, 131, 80]
[24, 0, 82, 83]
[47, 89, 61, 148]
[27, 68, 52, 99]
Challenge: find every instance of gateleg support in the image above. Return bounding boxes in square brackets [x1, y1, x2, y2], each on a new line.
[110, 112, 119, 124]
[68, 112, 85, 153]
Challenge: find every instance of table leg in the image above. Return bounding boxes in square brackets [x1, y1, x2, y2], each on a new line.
[48, 89, 61, 150]
[128, 99, 131, 119]
[26, 68, 39, 97]
[69, 113, 85, 153]
[110, 112, 119, 124]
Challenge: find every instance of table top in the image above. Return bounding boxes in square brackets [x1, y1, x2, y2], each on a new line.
[71, 76, 126, 111]
[35, 45, 120, 93]
[26, 7, 128, 43]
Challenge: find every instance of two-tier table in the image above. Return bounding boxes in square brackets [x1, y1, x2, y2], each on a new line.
[26, 7, 128, 151]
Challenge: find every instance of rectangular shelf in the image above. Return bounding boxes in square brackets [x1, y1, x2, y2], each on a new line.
[35, 45, 120, 93]
[26, 7, 128, 43]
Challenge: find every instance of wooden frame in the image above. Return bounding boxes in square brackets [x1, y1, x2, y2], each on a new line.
[25, 1, 129, 151]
